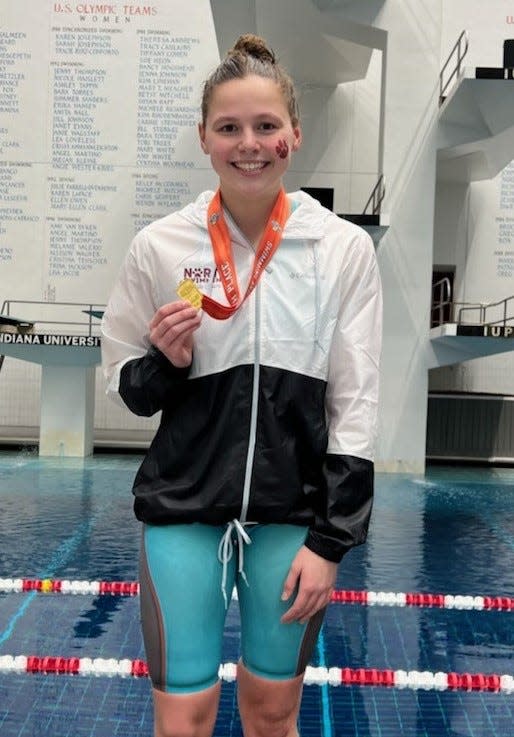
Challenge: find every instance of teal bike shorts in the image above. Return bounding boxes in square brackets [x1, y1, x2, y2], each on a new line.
[139, 522, 326, 694]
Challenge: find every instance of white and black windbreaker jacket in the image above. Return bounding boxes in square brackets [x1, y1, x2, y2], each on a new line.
[101, 190, 382, 563]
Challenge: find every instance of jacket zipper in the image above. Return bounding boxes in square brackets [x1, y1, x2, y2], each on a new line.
[239, 280, 261, 524]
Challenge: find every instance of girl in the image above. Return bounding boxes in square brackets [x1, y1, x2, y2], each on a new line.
[102, 33, 382, 737]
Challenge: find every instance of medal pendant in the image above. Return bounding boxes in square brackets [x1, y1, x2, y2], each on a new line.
[176, 278, 203, 309]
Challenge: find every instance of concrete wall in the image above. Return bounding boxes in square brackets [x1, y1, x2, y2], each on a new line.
[372, 1, 443, 472]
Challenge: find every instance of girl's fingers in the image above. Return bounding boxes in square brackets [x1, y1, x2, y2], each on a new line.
[151, 305, 201, 342]
[153, 314, 201, 349]
[149, 301, 198, 331]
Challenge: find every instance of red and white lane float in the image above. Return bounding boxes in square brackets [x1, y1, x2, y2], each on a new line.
[1, 578, 514, 611]
[0, 656, 512, 693]
[0, 579, 140, 596]
[1, 579, 513, 693]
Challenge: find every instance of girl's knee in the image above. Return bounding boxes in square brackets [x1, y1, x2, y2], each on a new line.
[237, 664, 302, 737]
[153, 683, 220, 737]
[248, 707, 298, 737]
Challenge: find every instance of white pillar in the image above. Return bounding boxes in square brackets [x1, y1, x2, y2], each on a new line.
[39, 364, 96, 457]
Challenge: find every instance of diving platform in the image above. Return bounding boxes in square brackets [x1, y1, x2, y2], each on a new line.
[428, 322, 514, 369]
[0, 315, 35, 333]
[0, 301, 104, 457]
[302, 178, 389, 247]
[338, 211, 390, 247]
[438, 65, 514, 182]
[209, 0, 385, 87]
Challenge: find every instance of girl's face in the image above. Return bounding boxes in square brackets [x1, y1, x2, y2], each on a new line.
[199, 74, 301, 204]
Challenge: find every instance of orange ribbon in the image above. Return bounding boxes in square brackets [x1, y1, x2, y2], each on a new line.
[200, 188, 290, 320]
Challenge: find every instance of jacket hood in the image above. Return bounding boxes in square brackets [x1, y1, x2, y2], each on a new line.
[177, 189, 334, 241]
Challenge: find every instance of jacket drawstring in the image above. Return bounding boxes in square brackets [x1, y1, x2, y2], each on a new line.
[312, 241, 325, 351]
[217, 519, 253, 608]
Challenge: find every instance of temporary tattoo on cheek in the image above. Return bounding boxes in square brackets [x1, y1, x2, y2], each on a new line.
[276, 139, 289, 159]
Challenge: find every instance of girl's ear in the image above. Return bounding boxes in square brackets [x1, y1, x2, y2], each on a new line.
[291, 126, 302, 152]
[198, 123, 208, 153]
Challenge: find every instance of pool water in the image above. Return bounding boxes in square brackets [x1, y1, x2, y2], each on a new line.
[0, 451, 513, 736]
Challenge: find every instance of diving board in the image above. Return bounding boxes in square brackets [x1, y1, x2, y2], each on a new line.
[82, 309, 105, 320]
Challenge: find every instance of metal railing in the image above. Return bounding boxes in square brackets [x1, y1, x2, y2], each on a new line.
[363, 174, 385, 216]
[431, 278, 514, 327]
[1, 300, 105, 337]
[439, 30, 469, 105]
[455, 294, 514, 326]
[431, 277, 452, 327]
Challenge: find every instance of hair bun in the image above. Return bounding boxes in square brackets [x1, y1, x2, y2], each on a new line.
[231, 34, 276, 64]
[201, 32, 298, 127]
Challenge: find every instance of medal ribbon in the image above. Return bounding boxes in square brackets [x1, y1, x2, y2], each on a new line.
[201, 187, 289, 320]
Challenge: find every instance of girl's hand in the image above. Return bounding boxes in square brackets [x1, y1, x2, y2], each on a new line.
[149, 301, 202, 368]
[280, 546, 337, 624]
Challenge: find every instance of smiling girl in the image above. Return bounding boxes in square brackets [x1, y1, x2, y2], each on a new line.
[102, 33, 382, 737]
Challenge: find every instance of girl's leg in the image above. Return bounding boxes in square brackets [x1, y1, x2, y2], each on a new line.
[140, 523, 234, 737]
[237, 524, 326, 737]
[153, 683, 221, 737]
[237, 663, 303, 737]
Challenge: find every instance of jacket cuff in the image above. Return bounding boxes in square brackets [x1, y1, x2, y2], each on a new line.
[147, 345, 192, 378]
[118, 346, 192, 416]
[304, 530, 350, 563]
[305, 454, 374, 563]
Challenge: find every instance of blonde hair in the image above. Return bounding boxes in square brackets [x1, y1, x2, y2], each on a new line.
[201, 34, 299, 126]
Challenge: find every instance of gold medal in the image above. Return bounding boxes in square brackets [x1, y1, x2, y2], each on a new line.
[176, 278, 203, 309]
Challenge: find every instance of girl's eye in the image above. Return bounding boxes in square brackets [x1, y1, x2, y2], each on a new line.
[258, 122, 277, 131]
[218, 124, 237, 133]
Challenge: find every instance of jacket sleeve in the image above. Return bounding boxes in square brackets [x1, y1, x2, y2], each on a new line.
[101, 235, 191, 417]
[304, 228, 382, 563]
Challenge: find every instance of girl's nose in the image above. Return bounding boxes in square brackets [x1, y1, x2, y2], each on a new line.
[238, 128, 259, 151]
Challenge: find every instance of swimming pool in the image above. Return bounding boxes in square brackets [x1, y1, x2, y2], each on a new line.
[0, 451, 513, 736]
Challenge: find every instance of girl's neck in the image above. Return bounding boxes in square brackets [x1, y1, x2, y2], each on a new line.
[220, 188, 282, 246]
